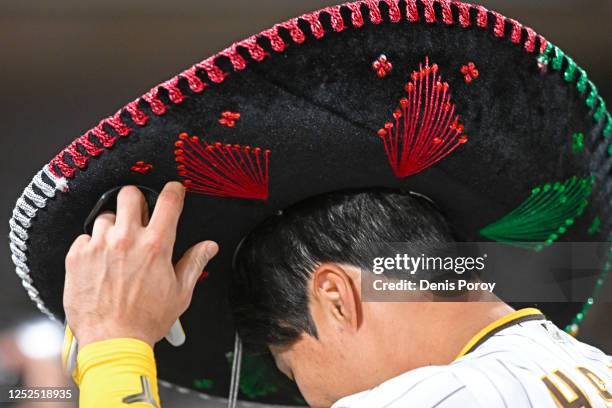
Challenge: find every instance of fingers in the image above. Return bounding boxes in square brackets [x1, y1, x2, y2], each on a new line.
[69, 234, 91, 252]
[116, 186, 147, 230]
[147, 182, 185, 242]
[65, 234, 91, 270]
[175, 241, 219, 295]
[91, 212, 115, 239]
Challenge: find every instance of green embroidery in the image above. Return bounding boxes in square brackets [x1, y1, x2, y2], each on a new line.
[588, 216, 601, 236]
[604, 113, 612, 137]
[226, 352, 279, 399]
[193, 378, 214, 390]
[594, 97, 606, 122]
[538, 43, 611, 154]
[535, 43, 610, 335]
[565, 245, 611, 336]
[576, 68, 588, 94]
[551, 46, 564, 71]
[563, 57, 576, 82]
[586, 81, 598, 108]
[571, 132, 585, 153]
[480, 176, 595, 251]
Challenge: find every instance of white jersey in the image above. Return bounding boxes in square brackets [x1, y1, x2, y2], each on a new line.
[332, 309, 612, 408]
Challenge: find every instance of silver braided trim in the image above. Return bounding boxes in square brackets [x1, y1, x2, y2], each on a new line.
[9, 231, 27, 251]
[8, 165, 68, 322]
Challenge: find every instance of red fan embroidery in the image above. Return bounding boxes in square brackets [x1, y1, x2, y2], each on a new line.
[377, 57, 467, 178]
[174, 133, 270, 200]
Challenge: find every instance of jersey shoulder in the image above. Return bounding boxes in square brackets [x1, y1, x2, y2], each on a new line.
[332, 364, 492, 408]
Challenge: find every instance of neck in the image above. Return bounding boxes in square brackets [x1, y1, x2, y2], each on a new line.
[372, 300, 515, 374]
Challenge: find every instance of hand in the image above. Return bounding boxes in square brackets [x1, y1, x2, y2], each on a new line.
[63, 182, 218, 349]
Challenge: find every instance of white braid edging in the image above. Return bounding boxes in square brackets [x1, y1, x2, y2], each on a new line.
[8, 165, 68, 322]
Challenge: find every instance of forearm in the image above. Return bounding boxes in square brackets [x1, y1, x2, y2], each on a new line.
[75, 338, 160, 408]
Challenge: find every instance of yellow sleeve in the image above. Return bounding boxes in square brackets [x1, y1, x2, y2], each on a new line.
[75, 338, 161, 408]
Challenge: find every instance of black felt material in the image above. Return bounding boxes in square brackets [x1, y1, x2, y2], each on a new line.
[20, 0, 611, 404]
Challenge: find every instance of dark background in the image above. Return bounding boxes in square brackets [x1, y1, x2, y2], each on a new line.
[1, 0, 611, 351]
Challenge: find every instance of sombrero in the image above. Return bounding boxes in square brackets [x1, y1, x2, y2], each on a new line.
[8, 0, 611, 405]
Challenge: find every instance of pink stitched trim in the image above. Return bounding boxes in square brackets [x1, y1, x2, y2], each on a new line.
[66, 142, 88, 169]
[508, 19, 522, 44]
[524, 27, 537, 53]
[440, 0, 453, 25]
[302, 12, 326, 38]
[422, 0, 436, 23]
[279, 18, 306, 44]
[47, 0, 550, 181]
[181, 66, 207, 93]
[365, 0, 384, 24]
[346, 2, 365, 27]
[406, 0, 419, 22]
[456, 2, 471, 27]
[240, 36, 267, 62]
[125, 100, 149, 126]
[492, 11, 505, 38]
[476, 5, 488, 28]
[142, 88, 168, 115]
[76, 134, 104, 157]
[161, 77, 186, 104]
[197, 58, 227, 84]
[378, 0, 401, 23]
[91, 122, 117, 148]
[324, 5, 347, 31]
[221, 45, 247, 71]
[262, 27, 287, 52]
[49, 155, 74, 178]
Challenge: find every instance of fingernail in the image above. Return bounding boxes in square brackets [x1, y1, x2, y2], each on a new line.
[204, 242, 219, 259]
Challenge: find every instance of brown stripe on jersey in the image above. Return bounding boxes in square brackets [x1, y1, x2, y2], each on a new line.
[462, 313, 546, 357]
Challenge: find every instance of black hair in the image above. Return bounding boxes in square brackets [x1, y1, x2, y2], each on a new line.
[230, 188, 455, 350]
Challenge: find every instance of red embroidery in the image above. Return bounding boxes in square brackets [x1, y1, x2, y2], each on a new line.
[422, 0, 436, 23]
[457, 3, 471, 27]
[131, 161, 153, 175]
[460, 62, 479, 83]
[492, 11, 505, 38]
[373, 55, 393, 78]
[365, 0, 383, 24]
[476, 5, 488, 28]
[219, 111, 241, 128]
[439, 0, 453, 25]
[377, 58, 466, 178]
[46, 0, 549, 180]
[509, 19, 523, 44]
[198, 271, 210, 283]
[174, 133, 270, 200]
[524, 27, 537, 53]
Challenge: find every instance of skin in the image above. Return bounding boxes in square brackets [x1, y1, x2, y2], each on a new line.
[64, 182, 514, 407]
[270, 264, 514, 407]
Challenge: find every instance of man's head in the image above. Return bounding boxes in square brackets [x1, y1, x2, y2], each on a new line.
[230, 189, 455, 406]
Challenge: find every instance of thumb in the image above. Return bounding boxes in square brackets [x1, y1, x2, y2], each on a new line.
[175, 241, 219, 292]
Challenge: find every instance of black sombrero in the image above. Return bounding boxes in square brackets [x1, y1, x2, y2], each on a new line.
[8, 0, 611, 405]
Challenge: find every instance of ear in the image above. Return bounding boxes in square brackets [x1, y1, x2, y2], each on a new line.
[311, 263, 361, 330]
